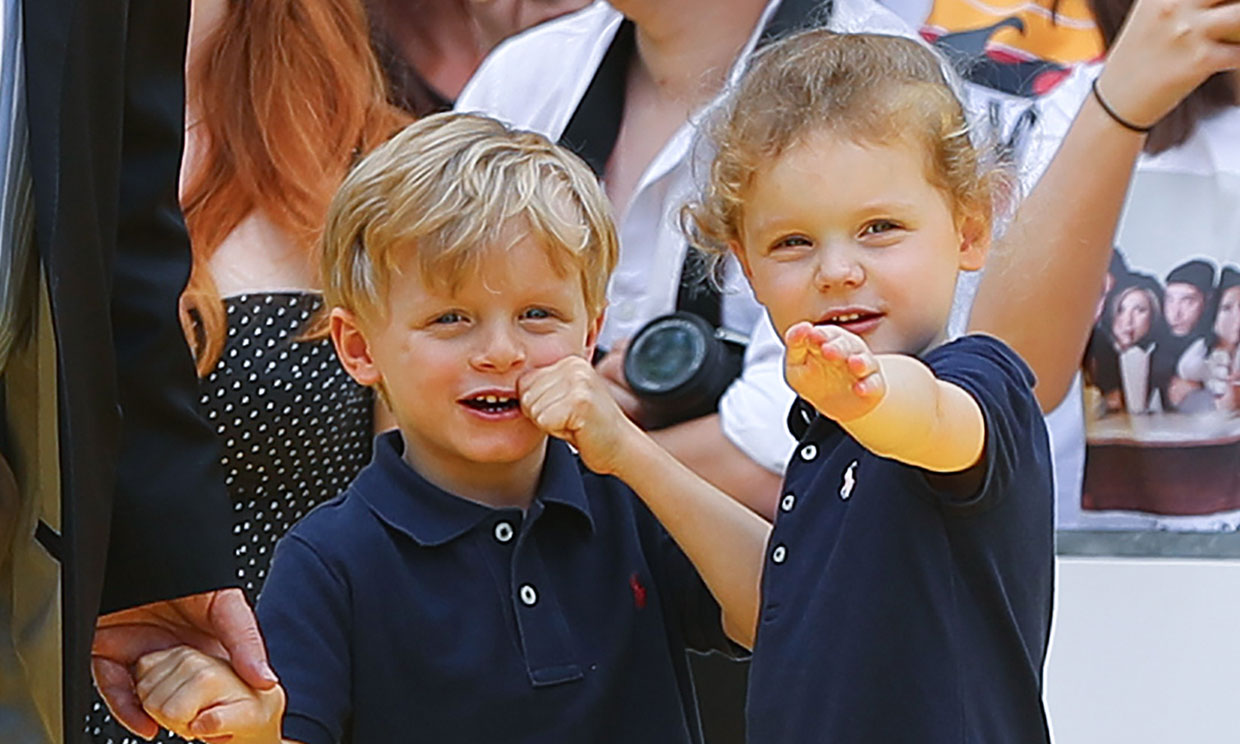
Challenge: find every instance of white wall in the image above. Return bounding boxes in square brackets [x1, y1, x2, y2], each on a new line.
[1045, 558, 1240, 743]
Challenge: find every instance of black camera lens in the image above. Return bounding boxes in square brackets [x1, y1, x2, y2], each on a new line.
[626, 317, 708, 394]
[623, 312, 746, 430]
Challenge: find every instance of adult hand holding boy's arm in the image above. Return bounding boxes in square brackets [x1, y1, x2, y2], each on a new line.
[133, 646, 290, 744]
[787, 323, 984, 473]
[520, 357, 770, 648]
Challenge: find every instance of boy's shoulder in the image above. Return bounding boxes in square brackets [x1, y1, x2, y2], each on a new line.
[280, 482, 385, 561]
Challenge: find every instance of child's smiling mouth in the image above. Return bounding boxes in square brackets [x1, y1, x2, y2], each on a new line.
[459, 391, 522, 417]
[815, 308, 884, 335]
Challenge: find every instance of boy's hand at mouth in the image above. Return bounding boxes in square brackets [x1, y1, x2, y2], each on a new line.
[785, 321, 887, 423]
[519, 356, 645, 477]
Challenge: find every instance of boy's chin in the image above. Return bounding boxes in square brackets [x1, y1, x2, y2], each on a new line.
[464, 430, 549, 464]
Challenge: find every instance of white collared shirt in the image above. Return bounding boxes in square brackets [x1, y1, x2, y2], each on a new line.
[457, 0, 919, 473]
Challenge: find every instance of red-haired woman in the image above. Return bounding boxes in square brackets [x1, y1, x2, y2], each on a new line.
[87, 1, 407, 741]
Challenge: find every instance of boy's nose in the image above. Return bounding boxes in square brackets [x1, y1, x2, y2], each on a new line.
[471, 325, 526, 371]
[813, 247, 864, 290]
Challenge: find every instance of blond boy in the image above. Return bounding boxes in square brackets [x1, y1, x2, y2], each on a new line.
[131, 113, 742, 744]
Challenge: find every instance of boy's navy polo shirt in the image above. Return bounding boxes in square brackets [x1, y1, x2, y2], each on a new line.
[257, 431, 738, 744]
[747, 334, 1054, 744]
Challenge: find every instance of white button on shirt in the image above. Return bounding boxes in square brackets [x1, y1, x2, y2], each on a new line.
[780, 493, 796, 512]
[494, 521, 515, 543]
[799, 444, 818, 462]
[771, 545, 787, 564]
[519, 584, 539, 607]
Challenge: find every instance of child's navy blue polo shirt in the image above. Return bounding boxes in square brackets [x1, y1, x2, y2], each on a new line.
[257, 430, 739, 744]
[747, 334, 1054, 744]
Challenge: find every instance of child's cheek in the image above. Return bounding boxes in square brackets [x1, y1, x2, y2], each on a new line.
[528, 336, 590, 369]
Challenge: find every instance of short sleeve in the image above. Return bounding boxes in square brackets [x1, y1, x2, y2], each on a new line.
[633, 500, 746, 658]
[921, 334, 1049, 514]
[257, 533, 352, 744]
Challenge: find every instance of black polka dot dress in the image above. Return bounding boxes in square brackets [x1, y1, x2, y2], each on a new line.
[86, 292, 374, 743]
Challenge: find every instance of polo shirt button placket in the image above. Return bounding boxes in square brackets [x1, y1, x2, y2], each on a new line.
[519, 583, 539, 607]
[494, 520, 515, 544]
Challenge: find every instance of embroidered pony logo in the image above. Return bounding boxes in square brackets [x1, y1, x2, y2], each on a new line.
[629, 572, 647, 610]
[840, 461, 858, 500]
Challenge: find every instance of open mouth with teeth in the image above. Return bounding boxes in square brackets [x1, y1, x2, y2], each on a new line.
[818, 310, 883, 331]
[460, 394, 520, 414]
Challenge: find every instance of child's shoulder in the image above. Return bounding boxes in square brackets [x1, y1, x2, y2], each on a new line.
[280, 484, 382, 560]
[923, 333, 1036, 389]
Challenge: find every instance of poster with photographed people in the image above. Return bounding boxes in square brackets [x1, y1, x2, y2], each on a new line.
[1073, 145, 1240, 541]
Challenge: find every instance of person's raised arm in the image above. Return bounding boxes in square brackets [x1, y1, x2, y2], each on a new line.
[785, 323, 984, 473]
[519, 357, 770, 648]
[970, 0, 1240, 411]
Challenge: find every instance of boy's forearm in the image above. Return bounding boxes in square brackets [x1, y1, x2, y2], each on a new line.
[649, 414, 783, 520]
[969, 97, 1145, 411]
[610, 427, 771, 649]
[840, 355, 984, 473]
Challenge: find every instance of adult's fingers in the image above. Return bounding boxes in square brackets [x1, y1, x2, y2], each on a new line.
[595, 338, 629, 387]
[92, 655, 159, 741]
[207, 588, 279, 689]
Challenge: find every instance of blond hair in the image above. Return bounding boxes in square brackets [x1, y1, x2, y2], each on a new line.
[685, 30, 1011, 263]
[322, 112, 618, 322]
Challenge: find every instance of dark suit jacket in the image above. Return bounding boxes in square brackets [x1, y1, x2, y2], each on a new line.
[22, 0, 235, 737]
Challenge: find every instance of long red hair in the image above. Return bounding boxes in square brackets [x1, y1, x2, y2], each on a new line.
[180, 0, 410, 375]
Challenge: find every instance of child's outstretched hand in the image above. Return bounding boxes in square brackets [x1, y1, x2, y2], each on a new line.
[519, 356, 642, 476]
[785, 322, 886, 423]
[134, 646, 285, 744]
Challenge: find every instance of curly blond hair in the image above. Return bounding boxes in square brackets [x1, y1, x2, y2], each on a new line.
[684, 30, 1012, 269]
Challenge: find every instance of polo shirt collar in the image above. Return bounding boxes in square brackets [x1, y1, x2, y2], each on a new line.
[355, 431, 595, 547]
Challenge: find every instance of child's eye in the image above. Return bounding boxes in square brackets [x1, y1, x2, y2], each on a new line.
[521, 307, 555, 321]
[433, 311, 465, 325]
[771, 235, 812, 251]
[861, 220, 901, 236]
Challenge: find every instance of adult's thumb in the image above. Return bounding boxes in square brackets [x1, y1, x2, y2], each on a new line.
[209, 588, 279, 689]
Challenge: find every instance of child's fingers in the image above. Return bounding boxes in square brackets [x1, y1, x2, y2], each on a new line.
[852, 371, 886, 399]
[135, 649, 239, 739]
[846, 353, 878, 379]
[189, 670, 286, 742]
[819, 332, 863, 363]
[133, 647, 196, 711]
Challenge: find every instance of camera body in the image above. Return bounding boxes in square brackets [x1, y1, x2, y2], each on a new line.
[623, 312, 747, 430]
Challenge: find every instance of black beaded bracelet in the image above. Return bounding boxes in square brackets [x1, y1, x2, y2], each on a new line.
[1091, 78, 1153, 134]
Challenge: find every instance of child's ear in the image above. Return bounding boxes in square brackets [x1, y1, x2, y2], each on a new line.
[956, 212, 991, 272]
[583, 308, 606, 360]
[330, 307, 383, 387]
[729, 240, 753, 280]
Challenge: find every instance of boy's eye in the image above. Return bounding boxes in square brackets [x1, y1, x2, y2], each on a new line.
[521, 307, 555, 321]
[433, 311, 465, 324]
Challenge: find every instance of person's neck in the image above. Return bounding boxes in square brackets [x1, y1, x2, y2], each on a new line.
[622, 0, 770, 105]
[400, 433, 545, 511]
[373, 0, 485, 101]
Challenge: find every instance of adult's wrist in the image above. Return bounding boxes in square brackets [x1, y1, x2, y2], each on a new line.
[1092, 69, 1162, 133]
